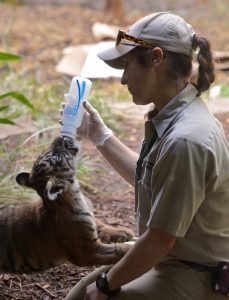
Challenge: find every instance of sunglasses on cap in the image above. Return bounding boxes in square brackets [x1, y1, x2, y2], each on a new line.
[116, 30, 155, 48]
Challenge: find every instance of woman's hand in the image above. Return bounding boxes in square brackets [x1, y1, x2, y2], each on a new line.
[78, 101, 113, 146]
[84, 282, 108, 300]
[59, 96, 113, 146]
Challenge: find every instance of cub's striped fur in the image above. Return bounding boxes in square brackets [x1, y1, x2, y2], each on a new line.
[0, 136, 133, 274]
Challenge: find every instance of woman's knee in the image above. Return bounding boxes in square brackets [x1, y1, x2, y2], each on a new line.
[65, 266, 112, 300]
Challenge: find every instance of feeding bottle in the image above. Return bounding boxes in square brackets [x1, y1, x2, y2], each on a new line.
[60, 76, 92, 138]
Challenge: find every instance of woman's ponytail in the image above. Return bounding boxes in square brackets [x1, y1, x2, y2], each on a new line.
[191, 35, 215, 95]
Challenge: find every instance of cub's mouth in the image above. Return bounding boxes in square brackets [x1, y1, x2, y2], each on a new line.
[52, 136, 79, 156]
[61, 136, 79, 156]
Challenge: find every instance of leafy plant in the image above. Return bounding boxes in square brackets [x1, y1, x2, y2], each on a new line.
[0, 52, 35, 125]
[220, 84, 229, 97]
[0, 52, 21, 61]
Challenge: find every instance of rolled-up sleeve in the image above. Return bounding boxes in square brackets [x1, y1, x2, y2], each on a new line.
[147, 137, 216, 237]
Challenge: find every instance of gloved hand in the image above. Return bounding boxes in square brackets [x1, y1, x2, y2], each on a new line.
[60, 96, 113, 146]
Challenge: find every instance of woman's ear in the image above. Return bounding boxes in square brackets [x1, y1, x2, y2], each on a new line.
[151, 47, 164, 66]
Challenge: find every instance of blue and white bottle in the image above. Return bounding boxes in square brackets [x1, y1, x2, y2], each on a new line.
[61, 76, 92, 138]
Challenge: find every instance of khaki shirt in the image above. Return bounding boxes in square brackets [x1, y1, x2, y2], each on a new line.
[135, 83, 229, 264]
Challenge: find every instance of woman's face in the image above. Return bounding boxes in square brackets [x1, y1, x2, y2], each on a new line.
[121, 51, 157, 105]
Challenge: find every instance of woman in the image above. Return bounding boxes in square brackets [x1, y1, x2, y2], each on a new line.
[66, 11, 229, 300]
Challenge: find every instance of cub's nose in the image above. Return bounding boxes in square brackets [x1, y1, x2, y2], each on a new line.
[69, 144, 79, 155]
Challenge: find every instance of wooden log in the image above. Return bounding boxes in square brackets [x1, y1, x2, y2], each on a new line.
[213, 51, 229, 71]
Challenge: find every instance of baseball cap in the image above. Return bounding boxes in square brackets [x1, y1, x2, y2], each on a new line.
[97, 12, 195, 69]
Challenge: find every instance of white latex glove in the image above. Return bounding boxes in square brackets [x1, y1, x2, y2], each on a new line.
[59, 97, 113, 146]
[78, 101, 113, 146]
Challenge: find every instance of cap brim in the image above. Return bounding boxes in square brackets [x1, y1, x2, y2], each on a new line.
[97, 43, 136, 69]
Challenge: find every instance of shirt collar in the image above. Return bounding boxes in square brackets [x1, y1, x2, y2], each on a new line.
[149, 83, 199, 138]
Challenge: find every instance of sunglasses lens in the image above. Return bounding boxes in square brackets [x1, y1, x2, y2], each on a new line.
[116, 30, 124, 46]
[116, 30, 153, 48]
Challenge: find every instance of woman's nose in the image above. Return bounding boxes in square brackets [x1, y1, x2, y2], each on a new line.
[121, 70, 127, 85]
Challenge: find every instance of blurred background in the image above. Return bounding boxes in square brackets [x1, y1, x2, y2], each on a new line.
[0, 0, 229, 226]
[0, 0, 228, 217]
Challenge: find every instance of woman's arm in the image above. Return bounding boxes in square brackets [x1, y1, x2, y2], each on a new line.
[106, 227, 176, 290]
[84, 227, 176, 299]
[73, 101, 139, 186]
[97, 135, 139, 186]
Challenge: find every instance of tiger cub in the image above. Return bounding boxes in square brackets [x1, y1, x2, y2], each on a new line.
[0, 136, 133, 274]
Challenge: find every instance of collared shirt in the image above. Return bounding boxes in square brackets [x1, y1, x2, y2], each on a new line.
[135, 83, 229, 264]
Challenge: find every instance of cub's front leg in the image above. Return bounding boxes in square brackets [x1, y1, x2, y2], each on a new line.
[96, 219, 134, 244]
[65, 226, 132, 267]
[93, 241, 131, 265]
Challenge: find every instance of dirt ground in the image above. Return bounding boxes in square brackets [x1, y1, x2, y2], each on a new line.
[0, 1, 229, 299]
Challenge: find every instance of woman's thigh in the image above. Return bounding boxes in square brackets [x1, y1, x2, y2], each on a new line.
[116, 260, 226, 300]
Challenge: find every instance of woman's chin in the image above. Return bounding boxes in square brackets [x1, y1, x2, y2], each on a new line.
[132, 96, 150, 106]
[132, 96, 142, 105]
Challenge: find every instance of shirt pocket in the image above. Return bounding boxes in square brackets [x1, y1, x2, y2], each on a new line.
[141, 160, 154, 189]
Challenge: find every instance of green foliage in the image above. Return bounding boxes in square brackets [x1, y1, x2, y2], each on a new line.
[0, 0, 20, 4]
[0, 118, 16, 125]
[76, 154, 102, 189]
[220, 84, 229, 97]
[0, 52, 21, 61]
[1, 70, 63, 127]
[0, 52, 35, 125]
[0, 91, 35, 109]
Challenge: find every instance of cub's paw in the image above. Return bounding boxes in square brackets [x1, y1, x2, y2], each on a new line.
[98, 226, 134, 243]
[115, 243, 132, 257]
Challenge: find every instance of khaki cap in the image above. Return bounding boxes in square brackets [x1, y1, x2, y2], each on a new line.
[98, 12, 195, 69]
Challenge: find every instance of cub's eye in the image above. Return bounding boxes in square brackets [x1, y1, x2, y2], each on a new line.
[64, 140, 69, 148]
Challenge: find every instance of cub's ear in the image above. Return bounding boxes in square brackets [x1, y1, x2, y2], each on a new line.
[16, 172, 32, 188]
[45, 178, 66, 201]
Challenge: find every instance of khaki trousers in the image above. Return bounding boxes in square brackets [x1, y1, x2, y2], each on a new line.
[65, 260, 227, 300]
